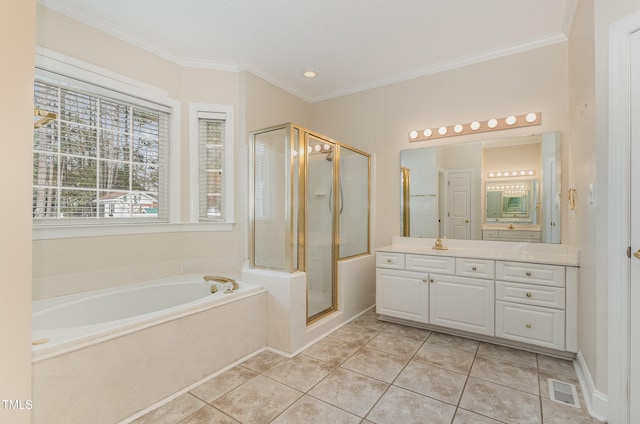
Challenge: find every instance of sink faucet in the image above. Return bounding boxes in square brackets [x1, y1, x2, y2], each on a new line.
[203, 275, 239, 291]
[432, 238, 448, 250]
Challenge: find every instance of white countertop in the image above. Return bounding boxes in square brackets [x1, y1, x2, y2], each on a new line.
[377, 237, 579, 266]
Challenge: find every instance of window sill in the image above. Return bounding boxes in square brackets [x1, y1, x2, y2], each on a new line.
[32, 222, 235, 240]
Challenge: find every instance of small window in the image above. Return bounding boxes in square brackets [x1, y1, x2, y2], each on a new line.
[33, 79, 171, 226]
[189, 104, 234, 224]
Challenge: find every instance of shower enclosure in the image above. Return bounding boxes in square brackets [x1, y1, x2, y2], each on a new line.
[250, 123, 370, 323]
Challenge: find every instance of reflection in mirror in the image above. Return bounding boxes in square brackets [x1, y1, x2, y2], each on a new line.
[400, 132, 561, 243]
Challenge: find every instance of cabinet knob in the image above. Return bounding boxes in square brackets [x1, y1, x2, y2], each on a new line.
[422, 278, 428, 283]
[525, 271, 532, 277]
[471, 266, 477, 271]
[526, 292, 532, 298]
[525, 323, 532, 328]
[429, 278, 434, 283]
[386, 259, 392, 263]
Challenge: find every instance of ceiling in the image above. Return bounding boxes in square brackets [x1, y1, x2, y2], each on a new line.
[39, 0, 577, 103]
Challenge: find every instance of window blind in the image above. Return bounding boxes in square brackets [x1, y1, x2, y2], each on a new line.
[198, 112, 226, 222]
[33, 79, 171, 225]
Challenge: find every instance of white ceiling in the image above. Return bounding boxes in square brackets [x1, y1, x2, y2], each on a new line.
[39, 0, 577, 103]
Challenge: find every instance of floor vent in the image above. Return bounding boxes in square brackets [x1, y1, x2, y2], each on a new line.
[548, 378, 580, 408]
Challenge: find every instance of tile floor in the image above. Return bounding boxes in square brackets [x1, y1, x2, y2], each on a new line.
[132, 310, 602, 424]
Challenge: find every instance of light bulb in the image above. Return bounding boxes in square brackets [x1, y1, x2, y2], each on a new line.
[409, 131, 418, 139]
[526, 113, 537, 123]
[470, 121, 480, 131]
[488, 119, 498, 128]
[438, 126, 447, 135]
[506, 115, 517, 125]
[423, 129, 432, 137]
[454, 124, 463, 133]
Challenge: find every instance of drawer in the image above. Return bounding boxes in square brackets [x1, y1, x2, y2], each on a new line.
[406, 254, 455, 274]
[496, 301, 565, 350]
[483, 230, 499, 238]
[376, 252, 405, 269]
[496, 261, 565, 287]
[496, 281, 565, 309]
[456, 258, 495, 279]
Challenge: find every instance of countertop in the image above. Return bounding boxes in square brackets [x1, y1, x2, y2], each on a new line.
[377, 237, 579, 266]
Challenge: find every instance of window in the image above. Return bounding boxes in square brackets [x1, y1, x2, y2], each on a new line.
[33, 79, 171, 226]
[189, 104, 234, 226]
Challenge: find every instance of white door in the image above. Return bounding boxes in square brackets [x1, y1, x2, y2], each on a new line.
[447, 171, 471, 239]
[629, 28, 640, 424]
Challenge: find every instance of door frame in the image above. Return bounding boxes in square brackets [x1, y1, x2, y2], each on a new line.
[608, 10, 640, 424]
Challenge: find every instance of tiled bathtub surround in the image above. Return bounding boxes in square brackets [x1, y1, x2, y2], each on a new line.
[131, 311, 601, 424]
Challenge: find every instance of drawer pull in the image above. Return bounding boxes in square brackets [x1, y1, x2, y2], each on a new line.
[525, 323, 532, 328]
[525, 271, 532, 277]
[386, 259, 392, 263]
[526, 292, 532, 298]
[471, 266, 477, 271]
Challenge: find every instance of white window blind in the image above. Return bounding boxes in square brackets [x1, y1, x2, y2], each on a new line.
[198, 112, 226, 222]
[33, 79, 171, 226]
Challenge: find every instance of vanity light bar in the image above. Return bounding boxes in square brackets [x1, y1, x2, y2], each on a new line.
[487, 170, 535, 178]
[408, 112, 541, 142]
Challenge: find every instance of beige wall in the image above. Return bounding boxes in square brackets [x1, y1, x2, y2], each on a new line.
[309, 43, 570, 248]
[0, 1, 35, 423]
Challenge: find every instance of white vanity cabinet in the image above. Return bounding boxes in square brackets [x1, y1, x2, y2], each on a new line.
[376, 240, 579, 354]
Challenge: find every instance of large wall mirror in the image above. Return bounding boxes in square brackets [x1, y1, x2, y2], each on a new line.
[400, 132, 562, 243]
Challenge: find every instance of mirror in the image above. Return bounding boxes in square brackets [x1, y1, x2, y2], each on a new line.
[400, 132, 561, 243]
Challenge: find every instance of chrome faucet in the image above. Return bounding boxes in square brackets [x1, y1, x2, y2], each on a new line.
[432, 238, 448, 250]
[203, 275, 239, 292]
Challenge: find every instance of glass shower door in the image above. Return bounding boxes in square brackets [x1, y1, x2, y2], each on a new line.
[306, 135, 336, 320]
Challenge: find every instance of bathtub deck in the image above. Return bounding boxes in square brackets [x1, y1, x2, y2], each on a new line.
[129, 309, 596, 424]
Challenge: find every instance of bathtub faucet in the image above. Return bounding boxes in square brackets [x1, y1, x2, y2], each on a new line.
[203, 275, 239, 292]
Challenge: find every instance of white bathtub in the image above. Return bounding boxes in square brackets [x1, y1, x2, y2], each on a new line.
[32, 273, 262, 356]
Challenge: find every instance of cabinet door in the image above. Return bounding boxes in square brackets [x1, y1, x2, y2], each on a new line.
[376, 268, 429, 323]
[429, 274, 494, 336]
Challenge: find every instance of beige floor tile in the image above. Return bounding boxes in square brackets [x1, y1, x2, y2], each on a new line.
[213, 375, 302, 423]
[190, 366, 257, 402]
[302, 336, 363, 366]
[350, 314, 391, 332]
[365, 331, 423, 358]
[341, 347, 408, 383]
[179, 405, 240, 424]
[477, 342, 538, 367]
[459, 378, 541, 424]
[394, 360, 467, 405]
[308, 367, 388, 417]
[453, 408, 506, 424]
[426, 332, 480, 353]
[541, 397, 603, 423]
[366, 385, 456, 424]
[538, 354, 577, 378]
[413, 341, 476, 374]
[330, 323, 381, 344]
[470, 355, 540, 395]
[240, 349, 286, 373]
[381, 323, 431, 341]
[263, 354, 335, 392]
[270, 395, 361, 424]
[133, 393, 205, 424]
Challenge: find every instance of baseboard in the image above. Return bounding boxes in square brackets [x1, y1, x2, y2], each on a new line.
[574, 350, 609, 422]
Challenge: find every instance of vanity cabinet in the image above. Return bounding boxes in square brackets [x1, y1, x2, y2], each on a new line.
[376, 254, 495, 337]
[376, 244, 578, 354]
[495, 261, 567, 351]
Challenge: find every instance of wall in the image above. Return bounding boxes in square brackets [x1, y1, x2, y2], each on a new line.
[309, 43, 570, 249]
[0, 1, 35, 423]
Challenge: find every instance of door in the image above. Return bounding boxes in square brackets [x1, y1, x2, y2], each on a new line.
[447, 171, 471, 239]
[630, 28, 640, 424]
[376, 268, 429, 323]
[429, 274, 494, 336]
[305, 135, 336, 320]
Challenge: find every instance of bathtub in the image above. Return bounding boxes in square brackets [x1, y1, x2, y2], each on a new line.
[32, 273, 267, 424]
[32, 273, 262, 356]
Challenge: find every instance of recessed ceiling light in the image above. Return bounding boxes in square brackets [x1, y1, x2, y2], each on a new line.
[303, 71, 317, 78]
